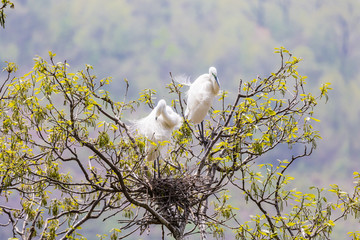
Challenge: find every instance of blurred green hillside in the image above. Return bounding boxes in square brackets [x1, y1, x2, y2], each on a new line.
[1, 0, 359, 238]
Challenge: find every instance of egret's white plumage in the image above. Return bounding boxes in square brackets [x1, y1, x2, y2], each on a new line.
[132, 99, 182, 162]
[185, 67, 220, 124]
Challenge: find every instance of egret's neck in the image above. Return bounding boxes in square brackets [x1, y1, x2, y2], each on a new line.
[213, 81, 220, 94]
[160, 108, 180, 130]
[155, 106, 163, 118]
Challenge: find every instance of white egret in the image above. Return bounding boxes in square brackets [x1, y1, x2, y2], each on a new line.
[179, 67, 220, 144]
[132, 99, 182, 176]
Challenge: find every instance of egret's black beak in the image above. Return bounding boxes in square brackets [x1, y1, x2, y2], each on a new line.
[213, 73, 220, 87]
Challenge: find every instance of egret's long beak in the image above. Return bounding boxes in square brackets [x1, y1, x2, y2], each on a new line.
[213, 73, 220, 87]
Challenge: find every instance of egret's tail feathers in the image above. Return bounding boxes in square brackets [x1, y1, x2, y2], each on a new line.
[173, 74, 192, 86]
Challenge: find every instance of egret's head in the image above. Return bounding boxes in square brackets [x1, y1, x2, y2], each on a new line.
[155, 99, 167, 120]
[209, 66, 220, 87]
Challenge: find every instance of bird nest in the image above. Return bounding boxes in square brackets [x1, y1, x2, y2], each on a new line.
[150, 175, 210, 206]
[138, 175, 214, 227]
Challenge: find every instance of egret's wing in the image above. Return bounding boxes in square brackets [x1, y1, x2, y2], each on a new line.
[173, 74, 192, 86]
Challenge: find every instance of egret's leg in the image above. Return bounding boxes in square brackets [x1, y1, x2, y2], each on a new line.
[153, 155, 160, 179]
[201, 121, 205, 143]
[197, 123, 203, 142]
[156, 155, 160, 179]
[153, 159, 156, 178]
[197, 121, 207, 146]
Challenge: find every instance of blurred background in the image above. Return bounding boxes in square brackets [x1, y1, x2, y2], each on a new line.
[1, 0, 359, 238]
